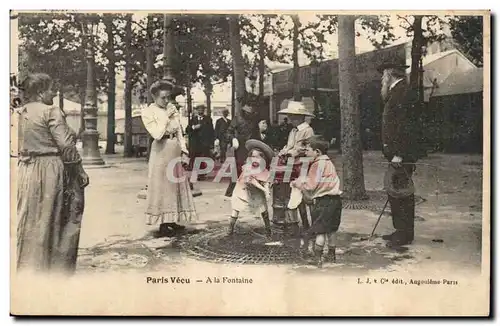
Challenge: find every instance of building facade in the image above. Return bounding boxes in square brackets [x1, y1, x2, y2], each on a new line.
[267, 38, 479, 152]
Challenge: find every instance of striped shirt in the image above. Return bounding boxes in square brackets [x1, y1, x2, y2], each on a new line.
[296, 155, 341, 200]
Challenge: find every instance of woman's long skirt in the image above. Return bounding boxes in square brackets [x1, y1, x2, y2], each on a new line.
[17, 156, 84, 274]
[146, 138, 198, 225]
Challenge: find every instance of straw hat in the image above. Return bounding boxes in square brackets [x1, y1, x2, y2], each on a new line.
[277, 100, 315, 117]
[245, 139, 274, 165]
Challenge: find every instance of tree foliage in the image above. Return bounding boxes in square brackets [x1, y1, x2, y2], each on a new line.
[357, 15, 397, 49]
[397, 15, 448, 53]
[449, 15, 483, 66]
[18, 12, 108, 102]
[240, 14, 290, 80]
[126, 14, 233, 104]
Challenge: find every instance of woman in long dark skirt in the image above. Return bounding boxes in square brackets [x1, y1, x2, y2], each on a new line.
[16, 73, 89, 275]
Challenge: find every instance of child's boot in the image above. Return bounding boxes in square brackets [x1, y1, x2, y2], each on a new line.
[324, 246, 337, 263]
[306, 244, 324, 268]
[228, 216, 238, 236]
[299, 238, 312, 259]
[325, 232, 338, 263]
[314, 244, 324, 268]
[261, 212, 272, 239]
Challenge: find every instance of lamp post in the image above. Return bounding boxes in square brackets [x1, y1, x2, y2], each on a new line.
[81, 17, 105, 166]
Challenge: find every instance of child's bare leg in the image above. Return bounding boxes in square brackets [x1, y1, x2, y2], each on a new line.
[315, 234, 326, 247]
[228, 210, 240, 235]
[328, 232, 337, 247]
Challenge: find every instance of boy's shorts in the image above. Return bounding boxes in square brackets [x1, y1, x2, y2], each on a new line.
[306, 195, 342, 236]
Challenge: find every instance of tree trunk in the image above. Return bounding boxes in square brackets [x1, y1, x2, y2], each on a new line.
[231, 70, 235, 117]
[144, 14, 155, 161]
[163, 14, 175, 80]
[204, 79, 213, 116]
[229, 15, 246, 115]
[338, 15, 366, 200]
[105, 15, 116, 154]
[292, 15, 301, 101]
[202, 25, 213, 116]
[313, 63, 319, 116]
[58, 86, 64, 110]
[258, 16, 270, 99]
[79, 86, 85, 139]
[187, 83, 193, 125]
[123, 14, 133, 157]
[146, 14, 154, 105]
[409, 16, 423, 92]
[409, 15, 426, 158]
[186, 82, 193, 152]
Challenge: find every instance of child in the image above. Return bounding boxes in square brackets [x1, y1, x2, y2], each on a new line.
[228, 140, 274, 238]
[291, 135, 342, 267]
[276, 101, 315, 232]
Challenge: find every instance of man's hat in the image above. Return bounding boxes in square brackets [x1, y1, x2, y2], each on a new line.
[277, 100, 315, 117]
[384, 165, 415, 198]
[245, 139, 274, 165]
[377, 63, 410, 74]
[149, 77, 184, 97]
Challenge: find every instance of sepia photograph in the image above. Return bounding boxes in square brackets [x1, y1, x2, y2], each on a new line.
[9, 9, 490, 316]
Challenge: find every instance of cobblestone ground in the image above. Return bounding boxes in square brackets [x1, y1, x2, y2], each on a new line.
[76, 150, 483, 276]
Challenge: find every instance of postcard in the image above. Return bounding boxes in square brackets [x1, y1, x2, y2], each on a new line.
[10, 9, 490, 316]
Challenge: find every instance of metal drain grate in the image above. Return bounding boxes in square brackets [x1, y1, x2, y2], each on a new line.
[180, 227, 414, 267]
[181, 227, 303, 265]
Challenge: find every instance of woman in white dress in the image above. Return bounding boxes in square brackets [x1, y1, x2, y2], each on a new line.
[141, 79, 197, 236]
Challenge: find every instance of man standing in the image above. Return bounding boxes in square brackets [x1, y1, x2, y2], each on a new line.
[224, 104, 259, 197]
[379, 63, 418, 247]
[278, 117, 294, 148]
[187, 105, 215, 180]
[214, 109, 231, 164]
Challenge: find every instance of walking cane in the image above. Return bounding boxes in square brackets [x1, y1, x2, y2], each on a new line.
[369, 198, 390, 239]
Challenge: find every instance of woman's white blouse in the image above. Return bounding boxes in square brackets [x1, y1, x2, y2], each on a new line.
[141, 103, 188, 154]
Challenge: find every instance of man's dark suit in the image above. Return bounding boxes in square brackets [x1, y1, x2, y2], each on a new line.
[214, 117, 231, 163]
[187, 114, 215, 177]
[382, 79, 418, 243]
